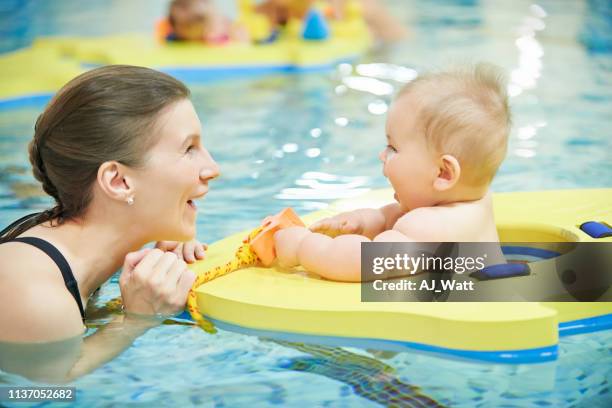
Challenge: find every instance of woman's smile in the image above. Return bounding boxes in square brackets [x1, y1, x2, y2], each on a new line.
[186, 187, 208, 213]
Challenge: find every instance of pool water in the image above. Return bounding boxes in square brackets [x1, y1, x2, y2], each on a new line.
[1, 0, 611, 406]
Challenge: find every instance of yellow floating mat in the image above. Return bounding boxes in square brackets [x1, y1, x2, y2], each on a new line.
[191, 189, 612, 363]
[0, 18, 370, 104]
[0, 47, 83, 104]
[29, 17, 371, 75]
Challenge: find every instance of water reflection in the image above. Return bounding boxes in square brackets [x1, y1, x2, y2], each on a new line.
[276, 172, 370, 201]
[341, 76, 395, 96]
[276, 341, 445, 407]
[356, 63, 418, 83]
[509, 4, 546, 97]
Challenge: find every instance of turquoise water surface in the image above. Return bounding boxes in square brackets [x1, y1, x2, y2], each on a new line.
[1, 0, 611, 406]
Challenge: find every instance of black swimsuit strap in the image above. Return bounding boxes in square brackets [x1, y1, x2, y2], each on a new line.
[9, 237, 86, 320]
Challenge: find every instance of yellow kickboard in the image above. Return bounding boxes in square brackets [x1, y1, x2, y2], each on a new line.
[192, 189, 612, 361]
[28, 19, 371, 69]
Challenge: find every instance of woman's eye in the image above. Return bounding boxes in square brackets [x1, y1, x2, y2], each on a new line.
[186, 145, 196, 153]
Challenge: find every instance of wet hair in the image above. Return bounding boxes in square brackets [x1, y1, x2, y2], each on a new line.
[398, 63, 511, 186]
[0, 65, 190, 242]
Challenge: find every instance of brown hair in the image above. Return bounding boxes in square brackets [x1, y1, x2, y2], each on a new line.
[398, 63, 511, 186]
[0, 65, 190, 242]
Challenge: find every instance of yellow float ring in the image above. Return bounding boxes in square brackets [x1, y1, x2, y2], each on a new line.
[190, 188, 612, 363]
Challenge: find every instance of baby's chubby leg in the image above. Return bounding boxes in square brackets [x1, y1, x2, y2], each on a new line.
[274, 226, 369, 282]
[275, 227, 341, 271]
[274, 226, 311, 268]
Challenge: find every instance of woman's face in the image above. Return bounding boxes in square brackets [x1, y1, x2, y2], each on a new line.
[131, 99, 219, 242]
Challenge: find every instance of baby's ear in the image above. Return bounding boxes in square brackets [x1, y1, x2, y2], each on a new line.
[433, 154, 460, 191]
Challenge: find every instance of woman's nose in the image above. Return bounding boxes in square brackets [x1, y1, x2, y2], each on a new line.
[200, 161, 219, 181]
[200, 151, 220, 181]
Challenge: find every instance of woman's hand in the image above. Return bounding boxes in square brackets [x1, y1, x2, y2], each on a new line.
[155, 239, 207, 263]
[309, 211, 365, 237]
[119, 249, 197, 317]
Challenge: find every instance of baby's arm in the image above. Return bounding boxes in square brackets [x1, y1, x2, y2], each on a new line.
[310, 203, 405, 239]
[274, 227, 370, 282]
[274, 206, 440, 282]
[275, 204, 412, 282]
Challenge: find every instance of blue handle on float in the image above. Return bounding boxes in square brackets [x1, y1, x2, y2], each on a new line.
[470, 263, 531, 280]
[302, 9, 330, 40]
[579, 221, 612, 238]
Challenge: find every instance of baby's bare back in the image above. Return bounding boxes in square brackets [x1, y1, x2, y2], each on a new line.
[393, 191, 499, 242]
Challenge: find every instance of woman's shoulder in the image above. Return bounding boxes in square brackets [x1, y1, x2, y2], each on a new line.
[0, 238, 60, 279]
[0, 241, 85, 342]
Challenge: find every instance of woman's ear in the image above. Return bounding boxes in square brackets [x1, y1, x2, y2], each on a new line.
[433, 154, 461, 191]
[96, 161, 134, 202]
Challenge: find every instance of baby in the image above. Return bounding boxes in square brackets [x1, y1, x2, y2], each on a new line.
[167, 0, 248, 44]
[274, 64, 511, 282]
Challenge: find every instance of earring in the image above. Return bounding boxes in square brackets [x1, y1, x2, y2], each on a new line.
[127, 196, 134, 206]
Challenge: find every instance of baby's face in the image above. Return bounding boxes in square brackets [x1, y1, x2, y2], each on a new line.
[172, 2, 212, 41]
[379, 96, 439, 211]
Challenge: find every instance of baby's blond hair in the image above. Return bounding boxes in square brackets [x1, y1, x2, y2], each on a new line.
[398, 63, 511, 187]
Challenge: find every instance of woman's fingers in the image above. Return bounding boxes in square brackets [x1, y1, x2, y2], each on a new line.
[181, 239, 207, 263]
[123, 248, 152, 271]
[155, 241, 179, 251]
[177, 267, 197, 295]
[195, 242, 206, 260]
[155, 239, 207, 263]
[158, 259, 188, 309]
[121, 247, 198, 316]
[129, 249, 164, 283]
[165, 258, 187, 287]
[150, 252, 180, 287]
[166, 265, 195, 311]
[182, 241, 196, 263]
[119, 248, 152, 287]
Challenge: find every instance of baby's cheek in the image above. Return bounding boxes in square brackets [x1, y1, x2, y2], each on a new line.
[382, 158, 392, 178]
[386, 163, 402, 186]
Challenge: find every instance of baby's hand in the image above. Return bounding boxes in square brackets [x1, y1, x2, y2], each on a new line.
[155, 239, 207, 264]
[309, 212, 364, 237]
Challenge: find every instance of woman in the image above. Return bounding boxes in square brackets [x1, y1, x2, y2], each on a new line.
[0, 65, 219, 381]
